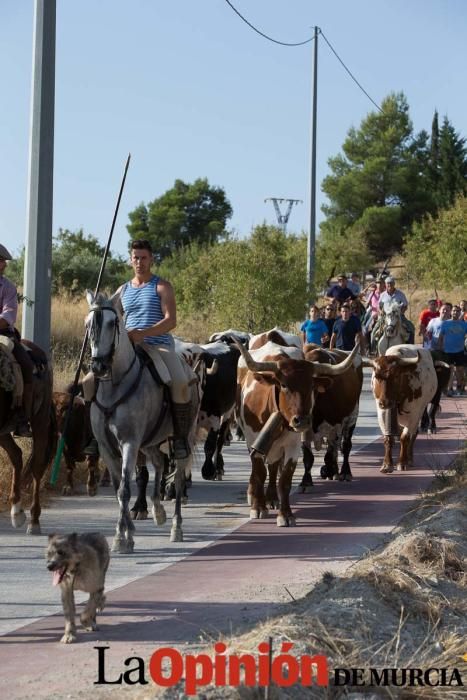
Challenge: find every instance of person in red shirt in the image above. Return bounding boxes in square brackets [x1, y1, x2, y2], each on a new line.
[419, 299, 439, 347]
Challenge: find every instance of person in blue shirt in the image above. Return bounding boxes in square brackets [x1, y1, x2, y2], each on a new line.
[439, 305, 467, 395]
[330, 304, 362, 351]
[301, 305, 329, 346]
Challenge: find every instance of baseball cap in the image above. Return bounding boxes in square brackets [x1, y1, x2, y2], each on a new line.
[385, 276, 395, 283]
[0, 244, 12, 260]
[337, 273, 347, 279]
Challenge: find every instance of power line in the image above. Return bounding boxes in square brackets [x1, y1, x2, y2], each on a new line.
[223, 0, 314, 47]
[319, 29, 382, 113]
[223, 1, 382, 113]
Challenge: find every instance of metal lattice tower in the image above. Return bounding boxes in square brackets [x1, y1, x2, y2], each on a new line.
[265, 198, 302, 233]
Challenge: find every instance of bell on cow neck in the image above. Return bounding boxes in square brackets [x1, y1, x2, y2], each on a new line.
[251, 411, 285, 457]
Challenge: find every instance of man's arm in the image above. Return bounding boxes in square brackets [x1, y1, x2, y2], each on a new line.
[126, 278, 177, 344]
[329, 332, 337, 350]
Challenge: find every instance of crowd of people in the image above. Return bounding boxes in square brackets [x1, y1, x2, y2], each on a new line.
[301, 272, 466, 395]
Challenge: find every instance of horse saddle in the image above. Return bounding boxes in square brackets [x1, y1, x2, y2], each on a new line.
[135, 346, 166, 386]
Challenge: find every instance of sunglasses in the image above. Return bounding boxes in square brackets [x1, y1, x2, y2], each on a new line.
[0, 257, 6, 263]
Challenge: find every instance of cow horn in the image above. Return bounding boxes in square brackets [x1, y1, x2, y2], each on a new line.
[434, 360, 450, 369]
[233, 339, 279, 374]
[394, 352, 420, 366]
[361, 357, 377, 369]
[308, 342, 360, 376]
[206, 359, 219, 375]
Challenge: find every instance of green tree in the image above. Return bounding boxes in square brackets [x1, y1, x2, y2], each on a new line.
[403, 194, 467, 289]
[51, 228, 127, 294]
[127, 178, 233, 263]
[158, 226, 307, 336]
[321, 92, 434, 258]
[435, 117, 467, 209]
[314, 221, 374, 292]
[4, 248, 24, 287]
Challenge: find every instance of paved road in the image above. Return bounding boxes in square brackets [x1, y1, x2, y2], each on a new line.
[0, 373, 465, 698]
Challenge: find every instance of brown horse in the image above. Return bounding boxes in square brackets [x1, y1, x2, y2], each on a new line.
[0, 340, 56, 534]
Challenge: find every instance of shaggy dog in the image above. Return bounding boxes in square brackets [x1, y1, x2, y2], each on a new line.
[46, 532, 110, 643]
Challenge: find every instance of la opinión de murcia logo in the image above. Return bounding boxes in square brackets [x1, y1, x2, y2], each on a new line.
[94, 645, 465, 695]
[95, 643, 328, 694]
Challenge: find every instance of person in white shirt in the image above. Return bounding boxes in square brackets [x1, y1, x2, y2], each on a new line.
[378, 276, 414, 343]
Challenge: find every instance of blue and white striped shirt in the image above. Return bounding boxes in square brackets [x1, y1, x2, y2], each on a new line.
[121, 275, 172, 346]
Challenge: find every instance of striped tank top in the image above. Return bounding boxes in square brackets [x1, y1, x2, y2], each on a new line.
[121, 274, 172, 346]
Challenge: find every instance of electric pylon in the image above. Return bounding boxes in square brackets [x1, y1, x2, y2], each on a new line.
[265, 198, 302, 233]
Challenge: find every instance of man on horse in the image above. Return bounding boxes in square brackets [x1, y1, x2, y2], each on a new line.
[372, 276, 415, 349]
[0, 244, 34, 437]
[115, 239, 193, 460]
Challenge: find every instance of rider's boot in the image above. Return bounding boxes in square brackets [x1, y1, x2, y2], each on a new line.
[14, 382, 33, 438]
[171, 402, 193, 460]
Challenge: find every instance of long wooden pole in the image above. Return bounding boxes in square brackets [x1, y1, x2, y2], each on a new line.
[50, 153, 131, 485]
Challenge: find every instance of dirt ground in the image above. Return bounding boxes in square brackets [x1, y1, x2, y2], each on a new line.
[142, 459, 466, 699]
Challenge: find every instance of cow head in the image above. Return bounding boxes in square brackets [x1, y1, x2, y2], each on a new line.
[365, 353, 420, 409]
[237, 341, 359, 432]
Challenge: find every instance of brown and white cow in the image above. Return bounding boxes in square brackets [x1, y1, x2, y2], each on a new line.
[236, 339, 359, 526]
[365, 345, 437, 472]
[301, 345, 363, 486]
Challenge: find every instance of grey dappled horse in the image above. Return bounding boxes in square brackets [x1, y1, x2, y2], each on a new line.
[85, 291, 200, 553]
[377, 301, 409, 356]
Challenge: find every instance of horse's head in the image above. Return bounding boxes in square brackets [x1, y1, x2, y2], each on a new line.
[85, 291, 121, 378]
[382, 302, 402, 338]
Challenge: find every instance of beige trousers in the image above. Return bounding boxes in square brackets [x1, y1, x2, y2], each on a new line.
[141, 343, 192, 404]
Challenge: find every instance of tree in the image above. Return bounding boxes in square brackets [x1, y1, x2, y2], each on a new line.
[127, 178, 233, 263]
[158, 226, 308, 336]
[51, 228, 127, 294]
[436, 117, 467, 209]
[321, 92, 434, 259]
[403, 194, 467, 289]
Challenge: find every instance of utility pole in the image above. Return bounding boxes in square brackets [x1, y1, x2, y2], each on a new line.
[265, 198, 302, 234]
[307, 25, 319, 297]
[22, 0, 56, 353]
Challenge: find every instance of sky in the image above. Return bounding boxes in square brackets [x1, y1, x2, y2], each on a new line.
[1, 0, 466, 260]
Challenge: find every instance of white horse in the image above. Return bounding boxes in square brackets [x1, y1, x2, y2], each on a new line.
[85, 291, 200, 553]
[377, 301, 409, 356]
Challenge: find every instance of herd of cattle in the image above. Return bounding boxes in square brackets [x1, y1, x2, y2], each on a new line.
[53, 327, 451, 530]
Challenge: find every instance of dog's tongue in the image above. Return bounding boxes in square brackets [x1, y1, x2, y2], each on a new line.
[52, 569, 63, 586]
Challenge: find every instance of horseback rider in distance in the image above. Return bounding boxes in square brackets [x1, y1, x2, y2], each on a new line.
[0, 244, 34, 437]
[114, 239, 193, 460]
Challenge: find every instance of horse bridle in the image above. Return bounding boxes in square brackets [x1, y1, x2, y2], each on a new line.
[88, 304, 120, 372]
